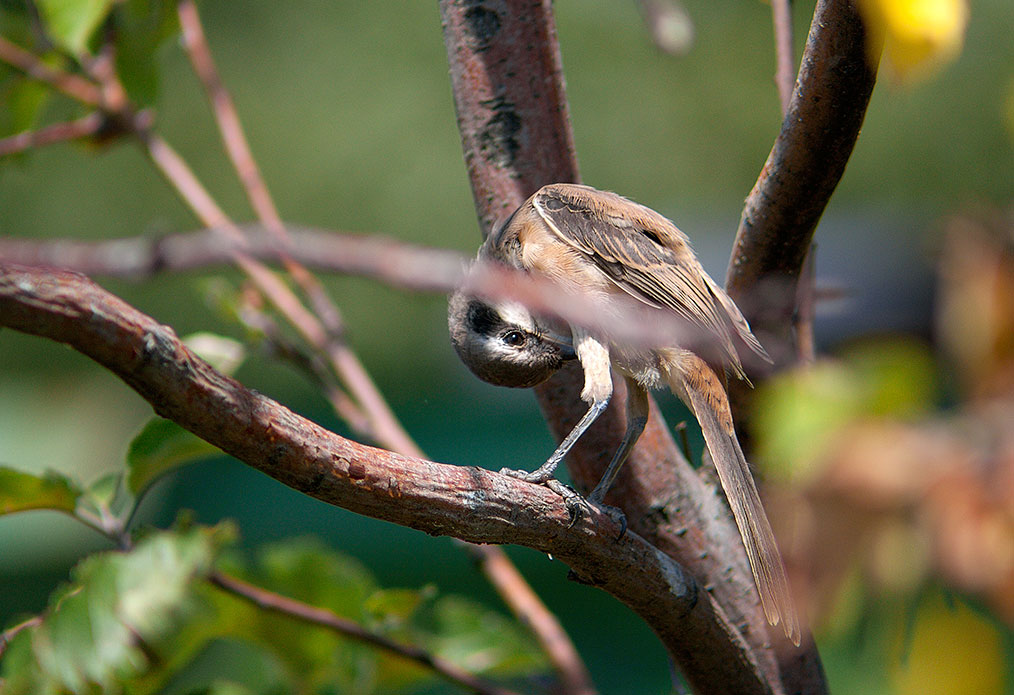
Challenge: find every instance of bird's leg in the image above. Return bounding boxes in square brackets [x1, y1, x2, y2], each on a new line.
[501, 398, 610, 484]
[588, 376, 649, 503]
[501, 330, 616, 523]
[502, 329, 613, 482]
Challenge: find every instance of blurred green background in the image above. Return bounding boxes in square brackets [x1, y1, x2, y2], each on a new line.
[2, 0, 1013, 692]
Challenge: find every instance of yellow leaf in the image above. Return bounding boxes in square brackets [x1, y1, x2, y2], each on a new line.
[858, 0, 968, 82]
[889, 593, 1005, 695]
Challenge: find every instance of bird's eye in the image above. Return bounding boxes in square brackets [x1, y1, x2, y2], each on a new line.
[501, 330, 527, 347]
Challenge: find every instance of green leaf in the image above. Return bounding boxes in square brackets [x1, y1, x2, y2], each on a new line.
[0, 524, 237, 694]
[191, 681, 257, 695]
[73, 472, 134, 535]
[224, 540, 383, 692]
[753, 362, 865, 481]
[126, 418, 221, 495]
[36, 0, 115, 55]
[1, 77, 51, 138]
[843, 339, 937, 418]
[0, 466, 82, 516]
[417, 595, 547, 677]
[364, 586, 433, 628]
[753, 339, 939, 482]
[113, 0, 180, 105]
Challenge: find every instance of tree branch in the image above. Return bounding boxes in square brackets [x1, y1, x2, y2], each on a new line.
[209, 571, 524, 695]
[0, 261, 772, 695]
[771, 0, 795, 115]
[439, 1, 822, 693]
[0, 112, 105, 157]
[725, 0, 878, 364]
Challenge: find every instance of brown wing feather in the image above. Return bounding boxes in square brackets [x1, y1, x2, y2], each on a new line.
[531, 184, 767, 376]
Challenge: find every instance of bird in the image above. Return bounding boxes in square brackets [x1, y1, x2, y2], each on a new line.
[447, 183, 800, 645]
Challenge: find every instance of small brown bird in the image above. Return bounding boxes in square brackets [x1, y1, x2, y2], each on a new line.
[448, 183, 800, 644]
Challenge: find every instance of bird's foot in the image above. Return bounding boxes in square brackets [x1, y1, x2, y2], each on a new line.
[500, 468, 626, 536]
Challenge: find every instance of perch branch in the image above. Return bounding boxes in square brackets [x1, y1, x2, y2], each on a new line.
[0, 261, 773, 695]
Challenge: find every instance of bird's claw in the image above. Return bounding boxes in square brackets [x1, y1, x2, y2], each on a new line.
[499, 466, 551, 485]
[501, 469, 627, 537]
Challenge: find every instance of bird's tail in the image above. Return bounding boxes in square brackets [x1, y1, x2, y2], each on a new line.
[667, 356, 801, 646]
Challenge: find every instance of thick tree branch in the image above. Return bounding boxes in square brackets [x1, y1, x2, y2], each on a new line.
[440, 1, 824, 693]
[0, 261, 771, 695]
[725, 0, 878, 364]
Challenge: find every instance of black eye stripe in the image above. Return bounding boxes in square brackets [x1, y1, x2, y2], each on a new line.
[466, 301, 501, 336]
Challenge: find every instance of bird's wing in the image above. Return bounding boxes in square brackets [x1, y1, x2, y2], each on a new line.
[531, 183, 768, 375]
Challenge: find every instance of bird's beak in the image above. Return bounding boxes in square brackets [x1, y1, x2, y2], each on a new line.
[543, 331, 577, 360]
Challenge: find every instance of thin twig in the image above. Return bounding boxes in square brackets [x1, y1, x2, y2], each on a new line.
[461, 544, 596, 695]
[175, 0, 419, 458]
[725, 0, 878, 366]
[0, 36, 101, 105]
[0, 616, 43, 658]
[234, 292, 372, 434]
[0, 112, 104, 157]
[210, 571, 525, 695]
[794, 244, 817, 363]
[177, 0, 280, 233]
[771, 0, 795, 116]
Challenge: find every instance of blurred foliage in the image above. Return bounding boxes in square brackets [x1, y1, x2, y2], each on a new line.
[754, 214, 1014, 693]
[0, 414, 547, 693]
[1, 0, 1013, 693]
[857, 0, 968, 81]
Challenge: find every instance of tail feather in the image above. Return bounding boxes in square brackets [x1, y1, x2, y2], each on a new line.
[671, 361, 801, 646]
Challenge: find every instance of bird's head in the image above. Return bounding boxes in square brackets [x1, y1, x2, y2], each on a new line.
[447, 291, 575, 388]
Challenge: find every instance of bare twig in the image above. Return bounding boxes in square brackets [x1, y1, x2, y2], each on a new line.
[0, 36, 101, 105]
[0, 112, 105, 156]
[725, 0, 878, 365]
[461, 544, 596, 695]
[771, 0, 795, 115]
[209, 571, 524, 695]
[0, 261, 776, 695]
[177, 0, 280, 234]
[0, 226, 463, 285]
[794, 245, 817, 363]
[174, 0, 418, 458]
[0, 616, 43, 658]
[234, 292, 372, 433]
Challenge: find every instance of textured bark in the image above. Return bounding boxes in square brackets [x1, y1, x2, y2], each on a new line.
[439, 1, 816, 692]
[0, 261, 768, 695]
[725, 0, 878, 367]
